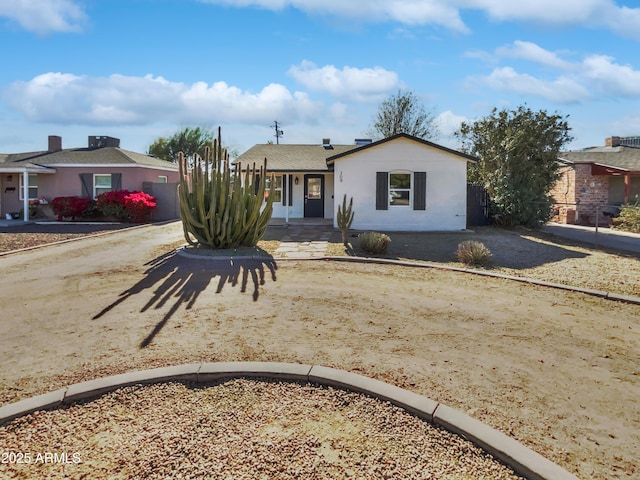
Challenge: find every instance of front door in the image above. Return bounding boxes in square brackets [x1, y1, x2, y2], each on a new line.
[304, 174, 324, 218]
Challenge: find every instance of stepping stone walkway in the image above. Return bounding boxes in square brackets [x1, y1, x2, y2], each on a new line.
[273, 224, 335, 258]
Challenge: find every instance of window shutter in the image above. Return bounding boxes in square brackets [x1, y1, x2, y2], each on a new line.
[282, 175, 287, 206]
[112, 173, 122, 191]
[79, 173, 92, 197]
[413, 172, 426, 210]
[376, 172, 388, 210]
[288, 175, 293, 206]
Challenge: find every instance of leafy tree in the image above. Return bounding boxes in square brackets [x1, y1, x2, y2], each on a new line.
[456, 105, 573, 227]
[149, 126, 215, 163]
[368, 90, 439, 140]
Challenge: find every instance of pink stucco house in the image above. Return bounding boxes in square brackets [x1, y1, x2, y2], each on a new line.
[0, 135, 179, 221]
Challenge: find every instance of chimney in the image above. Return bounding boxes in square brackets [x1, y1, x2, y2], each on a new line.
[605, 136, 620, 147]
[48, 135, 62, 152]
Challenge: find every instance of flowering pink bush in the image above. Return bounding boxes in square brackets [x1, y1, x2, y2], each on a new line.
[97, 190, 156, 223]
[123, 191, 157, 223]
[51, 196, 91, 221]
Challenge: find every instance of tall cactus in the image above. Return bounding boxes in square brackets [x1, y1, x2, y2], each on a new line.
[177, 127, 274, 249]
[337, 194, 355, 246]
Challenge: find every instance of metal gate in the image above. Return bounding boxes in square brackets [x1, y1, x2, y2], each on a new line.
[467, 184, 490, 227]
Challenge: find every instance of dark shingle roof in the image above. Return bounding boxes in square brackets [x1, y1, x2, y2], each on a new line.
[235, 135, 478, 172]
[326, 133, 478, 164]
[559, 146, 640, 172]
[234, 144, 359, 172]
[0, 147, 178, 171]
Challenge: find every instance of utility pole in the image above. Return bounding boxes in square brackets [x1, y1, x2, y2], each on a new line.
[272, 121, 284, 144]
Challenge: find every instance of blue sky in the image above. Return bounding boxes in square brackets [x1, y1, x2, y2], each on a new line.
[1, 0, 640, 156]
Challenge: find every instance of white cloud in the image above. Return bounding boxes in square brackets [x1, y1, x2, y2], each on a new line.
[288, 60, 400, 101]
[199, 0, 468, 32]
[582, 55, 640, 96]
[470, 41, 640, 102]
[495, 41, 574, 70]
[0, 0, 87, 34]
[476, 67, 591, 103]
[199, 0, 640, 40]
[4, 73, 323, 126]
[435, 110, 467, 138]
[466, 0, 607, 24]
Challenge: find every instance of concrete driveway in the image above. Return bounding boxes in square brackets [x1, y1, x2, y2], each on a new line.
[543, 222, 640, 255]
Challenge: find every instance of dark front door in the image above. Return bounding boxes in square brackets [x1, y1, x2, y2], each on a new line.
[304, 174, 324, 218]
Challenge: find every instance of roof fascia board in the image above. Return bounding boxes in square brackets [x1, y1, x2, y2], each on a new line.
[326, 133, 478, 165]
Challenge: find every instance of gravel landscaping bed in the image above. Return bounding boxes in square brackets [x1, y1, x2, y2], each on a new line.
[0, 379, 523, 480]
[0, 223, 135, 254]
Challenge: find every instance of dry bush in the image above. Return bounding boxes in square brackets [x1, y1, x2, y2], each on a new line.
[456, 240, 492, 266]
[358, 232, 391, 254]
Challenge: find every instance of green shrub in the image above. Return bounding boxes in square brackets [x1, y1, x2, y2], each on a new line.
[456, 240, 492, 266]
[358, 232, 391, 254]
[612, 199, 640, 233]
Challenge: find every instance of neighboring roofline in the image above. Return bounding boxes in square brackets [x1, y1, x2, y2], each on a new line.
[38, 163, 178, 171]
[592, 162, 630, 173]
[557, 156, 640, 175]
[326, 133, 478, 165]
[0, 166, 56, 173]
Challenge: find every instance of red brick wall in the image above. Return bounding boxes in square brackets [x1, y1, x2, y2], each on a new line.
[551, 164, 611, 225]
[550, 166, 576, 223]
[574, 164, 610, 225]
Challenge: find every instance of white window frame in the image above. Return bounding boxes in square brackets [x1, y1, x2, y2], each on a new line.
[19, 174, 38, 200]
[94, 174, 112, 198]
[157, 175, 168, 183]
[265, 175, 283, 203]
[389, 171, 412, 207]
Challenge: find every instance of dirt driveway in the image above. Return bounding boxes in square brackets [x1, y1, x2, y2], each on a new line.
[0, 221, 638, 479]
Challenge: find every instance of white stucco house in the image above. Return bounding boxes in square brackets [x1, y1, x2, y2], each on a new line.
[234, 133, 477, 231]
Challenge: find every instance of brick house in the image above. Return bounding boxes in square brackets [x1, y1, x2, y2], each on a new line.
[551, 136, 640, 225]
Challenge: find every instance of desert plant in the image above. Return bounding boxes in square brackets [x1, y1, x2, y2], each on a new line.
[337, 194, 355, 246]
[455, 240, 492, 266]
[358, 231, 391, 254]
[178, 127, 274, 249]
[612, 198, 640, 233]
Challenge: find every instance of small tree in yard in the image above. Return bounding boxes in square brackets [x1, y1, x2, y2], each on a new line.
[456, 105, 573, 227]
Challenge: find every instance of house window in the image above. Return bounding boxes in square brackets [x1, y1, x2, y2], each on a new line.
[157, 176, 168, 183]
[389, 172, 411, 206]
[94, 174, 112, 198]
[376, 171, 426, 211]
[265, 175, 283, 203]
[19, 174, 38, 200]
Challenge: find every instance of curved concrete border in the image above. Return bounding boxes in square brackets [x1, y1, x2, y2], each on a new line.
[0, 362, 578, 480]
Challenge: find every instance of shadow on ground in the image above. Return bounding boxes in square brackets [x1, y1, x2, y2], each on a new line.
[92, 250, 278, 348]
[349, 227, 590, 269]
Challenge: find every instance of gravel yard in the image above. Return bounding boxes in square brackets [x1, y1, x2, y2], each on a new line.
[1, 379, 524, 479]
[0, 221, 639, 479]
